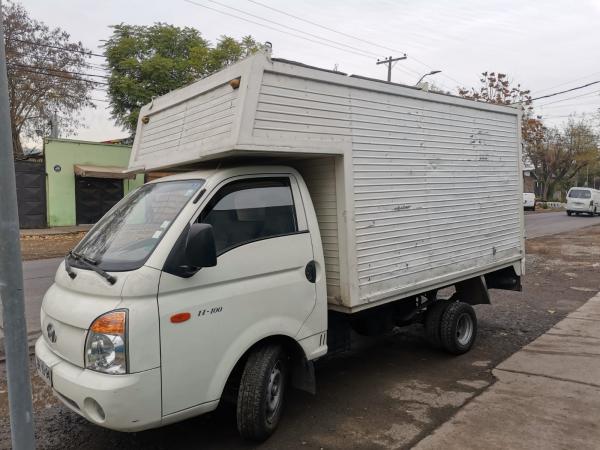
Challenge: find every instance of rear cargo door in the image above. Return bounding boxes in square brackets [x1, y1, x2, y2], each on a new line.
[157, 175, 316, 415]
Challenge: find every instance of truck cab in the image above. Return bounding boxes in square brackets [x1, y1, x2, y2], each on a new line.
[35, 166, 328, 439]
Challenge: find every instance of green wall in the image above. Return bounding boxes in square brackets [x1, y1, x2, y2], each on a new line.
[44, 138, 144, 227]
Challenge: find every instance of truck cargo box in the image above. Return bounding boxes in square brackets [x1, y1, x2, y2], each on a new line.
[130, 52, 524, 313]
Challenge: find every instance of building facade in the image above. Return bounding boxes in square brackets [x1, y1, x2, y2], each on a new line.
[45, 138, 144, 227]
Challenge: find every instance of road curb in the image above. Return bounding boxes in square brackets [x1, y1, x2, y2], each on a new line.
[414, 290, 600, 450]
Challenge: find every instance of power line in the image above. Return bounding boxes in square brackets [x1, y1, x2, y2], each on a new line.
[247, 0, 401, 55]
[9, 37, 105, 58]
[202, 0, 381, 59]
[185, 0, 443, 85]
[8, 62, 109, 79]
[536, 89, 600, 108]
[8, 66, 109, 85]
[531, 80, 600, 101]
[6, 49, 107, 71]
[184, 0, 378, 59]
[245, 0, 462, 87]
[533, 71, 600, 95]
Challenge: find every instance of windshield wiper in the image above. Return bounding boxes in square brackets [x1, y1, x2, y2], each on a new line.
[67, 250, 117, 285]
[64, 253, 77, 279]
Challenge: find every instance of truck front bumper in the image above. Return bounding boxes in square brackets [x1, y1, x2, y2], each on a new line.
[35, 337, 162, 432]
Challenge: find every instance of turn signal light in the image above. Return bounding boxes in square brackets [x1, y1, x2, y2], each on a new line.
[90, 311, 126, 335]
[170, 312, 191, 323]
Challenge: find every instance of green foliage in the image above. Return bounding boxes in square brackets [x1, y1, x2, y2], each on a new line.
[104, 23, 262, 133]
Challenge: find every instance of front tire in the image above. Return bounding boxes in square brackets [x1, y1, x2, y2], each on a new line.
[440, 302, 477, 355]
[237, 344, 288, 441]
[567, 210, 572, 216]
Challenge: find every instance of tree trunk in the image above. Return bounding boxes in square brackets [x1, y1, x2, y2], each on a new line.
[11, 124, 23, 158]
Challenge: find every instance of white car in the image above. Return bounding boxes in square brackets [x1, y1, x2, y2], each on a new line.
[523, 193, 536, 211]
[566, 187, 600, 216]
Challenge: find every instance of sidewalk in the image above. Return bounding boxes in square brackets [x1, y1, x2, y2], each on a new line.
[20, 224, 92, 236]
[415, 292, 600, 450]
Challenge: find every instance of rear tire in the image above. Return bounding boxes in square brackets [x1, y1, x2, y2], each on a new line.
[425, 301, 451, 349]
[567, 210, 572, 216]
[237, 344, 288, 441]
[440, 302, 477, 355]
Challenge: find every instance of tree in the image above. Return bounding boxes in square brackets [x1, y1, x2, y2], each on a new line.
[2, 1, 96, 156]
[527, 119, 599, 200]
[103, 23, 262, 133]
[458, 71, 533, 109]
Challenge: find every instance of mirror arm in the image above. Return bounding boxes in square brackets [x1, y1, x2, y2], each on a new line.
[174, 264, 201, 278]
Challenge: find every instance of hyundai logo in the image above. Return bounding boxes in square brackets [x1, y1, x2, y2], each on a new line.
[46, 323, 57, 343]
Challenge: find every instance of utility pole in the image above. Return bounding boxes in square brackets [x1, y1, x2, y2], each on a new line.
[376, 55, 407, 82]
[50, 111, 59, 138]
[0, 1, 37, 448]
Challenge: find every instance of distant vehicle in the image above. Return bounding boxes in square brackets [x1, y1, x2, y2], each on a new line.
[523, 193, 536, 211]
[566, 187, 600, 216]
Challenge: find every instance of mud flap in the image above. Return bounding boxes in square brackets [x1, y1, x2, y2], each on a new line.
[455, 276, 491, 305]
[291, 357, 316, 395]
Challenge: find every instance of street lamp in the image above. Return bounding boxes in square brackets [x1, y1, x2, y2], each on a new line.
[415, 70, 442, 86]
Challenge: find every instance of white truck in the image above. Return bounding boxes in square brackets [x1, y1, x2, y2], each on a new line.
[35, 52, 525, 441]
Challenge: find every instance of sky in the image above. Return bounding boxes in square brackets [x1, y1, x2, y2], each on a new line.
[22, 0, 600, 146]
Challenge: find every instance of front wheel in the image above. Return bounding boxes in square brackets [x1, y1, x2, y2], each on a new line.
[440, 302, 477, 355]
[567, 210, 572, 216]
[237, 344, 288, 441]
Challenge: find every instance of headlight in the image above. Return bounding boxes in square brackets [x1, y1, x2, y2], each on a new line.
[85, 310, 127, 374]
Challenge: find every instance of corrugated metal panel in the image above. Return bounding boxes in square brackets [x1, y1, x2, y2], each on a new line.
[136, 83, 239, 161]
[251, 69, 521, 308]
[254, 72, 352, 144]
[295, 157, 341, 302]
[350, 88, 521, 303]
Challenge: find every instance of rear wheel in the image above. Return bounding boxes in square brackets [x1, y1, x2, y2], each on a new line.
[440, 302, 477, 355]
[567, 210, 572, 216]
[237, 344, 288, 441]
[425, 301, 451, 348]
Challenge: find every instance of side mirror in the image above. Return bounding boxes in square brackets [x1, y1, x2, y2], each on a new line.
[185, 223, 217, 268]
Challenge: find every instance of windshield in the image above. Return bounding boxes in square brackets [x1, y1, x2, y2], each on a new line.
[568, 189, 591, 199]
[74, 179, 204, 271]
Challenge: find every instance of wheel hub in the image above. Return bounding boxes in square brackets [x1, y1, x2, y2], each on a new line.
[266, 363, 282, 421]
[456, 313, 474, 346]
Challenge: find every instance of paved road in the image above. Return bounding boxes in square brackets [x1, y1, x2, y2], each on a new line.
[525, 211, 600, 239]
[21, 258, 62, 336]
[3, 211, 599, 341]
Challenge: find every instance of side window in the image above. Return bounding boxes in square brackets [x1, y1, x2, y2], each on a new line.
[199, 178, 298, 254]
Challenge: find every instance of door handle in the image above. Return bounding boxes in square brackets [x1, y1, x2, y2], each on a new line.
[305, 260, 316, 283]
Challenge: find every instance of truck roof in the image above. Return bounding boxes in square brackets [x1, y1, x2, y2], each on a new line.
[130, 52, 520, 173]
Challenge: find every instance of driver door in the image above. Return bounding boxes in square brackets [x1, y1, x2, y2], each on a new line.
[157, 175, 317, 415]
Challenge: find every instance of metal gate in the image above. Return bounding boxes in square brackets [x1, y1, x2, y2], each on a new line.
[75, 177, 124, 224]
[14, 160, 47, 229]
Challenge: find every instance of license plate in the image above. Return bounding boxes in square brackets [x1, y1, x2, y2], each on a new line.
[35, 356, 52, 387]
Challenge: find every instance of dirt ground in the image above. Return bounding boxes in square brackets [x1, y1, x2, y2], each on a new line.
[20, 232, 87, 261]
[2, 226, 600, 449]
